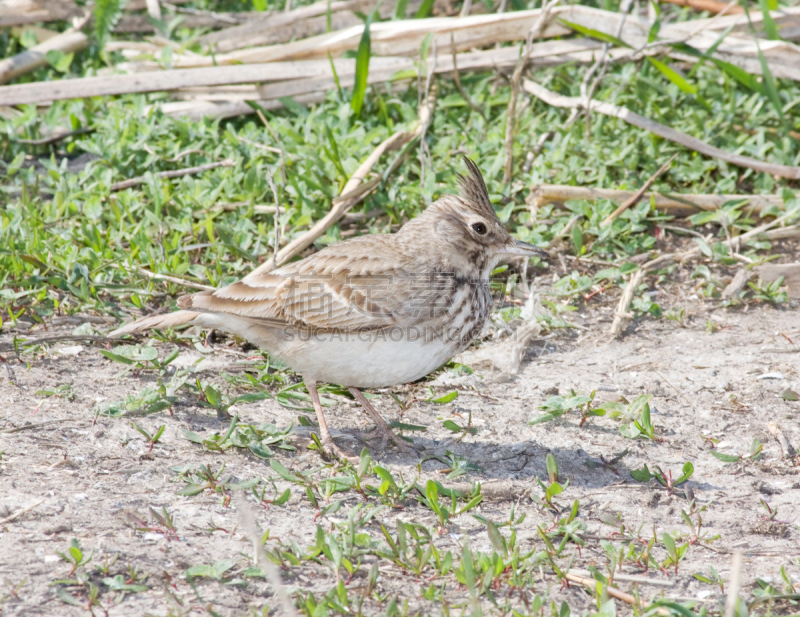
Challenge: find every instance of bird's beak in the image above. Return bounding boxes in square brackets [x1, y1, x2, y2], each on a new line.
[503, 238, 549, 259]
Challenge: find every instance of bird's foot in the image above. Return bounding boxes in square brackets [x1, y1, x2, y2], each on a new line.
[318, 434, 356, 463]
[372, 424, 416, 455]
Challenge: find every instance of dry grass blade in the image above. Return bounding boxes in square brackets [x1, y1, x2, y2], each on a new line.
[609, 268, 645, 338]
[450, 33, 485, 120]
[600, 154, 677, 227]
[234, 493, 299, 617]
[661, 0, 742, 14]
[0, 61, 346, 106]
[0, 499, 47, 524]
[0, 0, 82, 27]
[121, 265, 215, 292]
[0, 421, 67, 434]
[523, 79, 800, 179]
[109, 159, 235, 191]
[149, 8, 573, 67]
[528, 185, 785, 217]
[724, 552, 743, 617]
[564, 572, 669, 615]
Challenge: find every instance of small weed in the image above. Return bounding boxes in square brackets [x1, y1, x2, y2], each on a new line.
[630, 462, 694, 495]
[694, 566, 725, 592]
[415, 479, 482, 529]
[664, 307, 687, 327]
[182, 414, 295, 458]
[748, 276, 787, 305]
[598, 395, 658, 440]
[130, 422, 165, 453]
[530, 391, 596, 425]
[57, 539, 92, 576]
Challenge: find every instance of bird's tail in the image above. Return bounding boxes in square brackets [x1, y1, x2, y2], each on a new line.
[110, 310, 201, 337]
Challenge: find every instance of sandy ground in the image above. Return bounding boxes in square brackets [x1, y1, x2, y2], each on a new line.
[1, 301, 799, 616]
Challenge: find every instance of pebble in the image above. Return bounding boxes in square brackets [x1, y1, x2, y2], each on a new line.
[757, 372, 784, 380]
[57, 345, 84, 356]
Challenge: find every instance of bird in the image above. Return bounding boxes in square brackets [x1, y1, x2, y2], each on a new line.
[111, 157, 548, 459]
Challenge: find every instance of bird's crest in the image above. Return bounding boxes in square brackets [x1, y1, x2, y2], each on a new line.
[456, 157, 496, 219]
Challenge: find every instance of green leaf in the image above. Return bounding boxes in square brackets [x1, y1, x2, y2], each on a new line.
[647, 1, 661, 43]
[270, 459, 303, 484]
[676, 461, 694, 485]
[272, 488, 291, 505]
[630, 464, 652, 482]
[99, 349, 135, 365]
[186, 559, 236, 580]
[571, 224, 583, 256]
[443, 420, 462, 433]
[662, 533, 677, 561]
[779, 389, 799, 401]
[351, 8, 376, 115]
[529, 411, 561, 425]
[486, 520, 507, 555]
[758, 0, 780, 40]
[559, 19, 631, 48]
[545, 453, 558, 484]
[743, 3, 786, 129]
[278, 97, 309, 117]
[619, 422, 642, 439]
[388, 421, 427, 431]
[45, 49, 74, 73]
[425, 479, 440, 508]
[390, 68, 417, 82]
[109, 345, 158, 363]
[57, 588, 83, 606]
[646, 57, 697, 95]
[176, 483, 207, 496]
[226, 477, 261, 490]
[103, 575, 148, 592]
[432, 390, 458, 404]
[93, 0, 124, 48]
[414, 0, 434, 18]
[248, 443, 273, 459]
[710, 450, 741, 463]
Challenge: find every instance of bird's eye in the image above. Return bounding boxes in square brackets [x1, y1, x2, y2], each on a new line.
[471, 222, 487, 235]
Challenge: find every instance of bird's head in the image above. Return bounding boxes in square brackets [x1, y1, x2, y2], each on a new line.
[400, 157, 549, 277]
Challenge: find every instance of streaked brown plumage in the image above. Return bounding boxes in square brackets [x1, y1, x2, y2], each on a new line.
[112, 158, 548, 458]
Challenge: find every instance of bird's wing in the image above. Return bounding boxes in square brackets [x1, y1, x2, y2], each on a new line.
[179, 236, 459, 332]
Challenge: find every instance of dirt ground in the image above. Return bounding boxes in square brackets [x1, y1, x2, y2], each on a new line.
[1, 297, 799, 616]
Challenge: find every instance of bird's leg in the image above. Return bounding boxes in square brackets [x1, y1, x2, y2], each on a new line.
[305, 378, 349, 461]
[348, 387, 414, 453]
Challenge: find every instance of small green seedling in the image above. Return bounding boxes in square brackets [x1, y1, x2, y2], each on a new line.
[630, 462, 694, 495]
[130, 422, 165, 453]
[535, 454, 569, 509]
[694, 566, 725, 592]
[599, 395, 657, 440]
[530, 390, 594, 425]
[662, 532, 689, 574]
[441, 415, 478, 441]
[57, 540, 92, 576]
[748, 276, 787, 305]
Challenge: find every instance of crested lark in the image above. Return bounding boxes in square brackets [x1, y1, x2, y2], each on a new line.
[112, 158, 548, 458]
